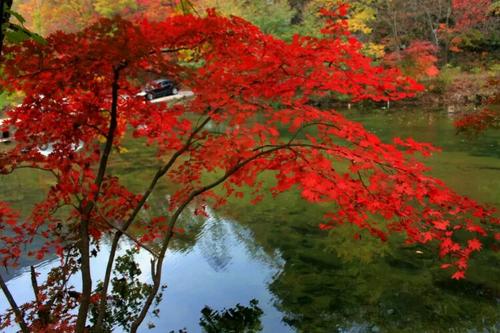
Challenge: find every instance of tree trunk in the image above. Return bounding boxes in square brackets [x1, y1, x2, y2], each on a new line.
[75, 62, 125, 333]
[0, 0, 14, 54]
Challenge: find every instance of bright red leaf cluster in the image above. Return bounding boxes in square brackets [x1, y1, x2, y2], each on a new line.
[455, 108, 500, 134]
[0, 5, 498, 332]
[384, 40, 439, 80]
[0, 3, 495, 283]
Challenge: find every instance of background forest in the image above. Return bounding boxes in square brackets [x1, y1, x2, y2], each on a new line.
[4, 0, 499, 130]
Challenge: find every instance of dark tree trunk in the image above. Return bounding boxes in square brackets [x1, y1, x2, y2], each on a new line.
[288, 0, 309, 24]
[0, 0, 14, 54]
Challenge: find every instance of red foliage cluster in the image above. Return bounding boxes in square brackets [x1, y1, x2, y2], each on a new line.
[454, 78, 500, 134]
[0, 6, 498, 332]
[455, 109, 500, 134]
[452, 0, 492, 30]
[384, 40, 439, 80]
[0, 5, 495, 283]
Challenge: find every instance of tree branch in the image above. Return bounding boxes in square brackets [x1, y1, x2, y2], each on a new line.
[75, 60, 127, 333]
[97, 210, 159, 258]
[94, 115, 211, 331]
[30, 266, 40, 305]
[129, 144, 296, 332]
[0, 0, 14, 55]
[0, 273, 29, 333]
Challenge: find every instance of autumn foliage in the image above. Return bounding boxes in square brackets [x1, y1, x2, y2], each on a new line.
[454, 78, 500, 135]
[452, 0, 492, 30]
[0, 4, 498, 332]
[14, 0, 191, 35]
[384, 41, 440, 80]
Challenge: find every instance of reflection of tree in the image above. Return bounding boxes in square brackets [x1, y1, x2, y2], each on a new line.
[90, 248, 165, 332]
[349, 109, 500, 159]
[89, 241, 265, 333]
[270, 253, 500, 333]
[168, 300, 264, 333]
[198, 218, 233, 272]
[221, 188, 500, 333]
[199, 299, 264, 333]
[197, 207, 285, 273]
[227, 219, 286, 273]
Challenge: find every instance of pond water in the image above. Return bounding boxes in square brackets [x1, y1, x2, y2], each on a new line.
[0, 108, 499, 332]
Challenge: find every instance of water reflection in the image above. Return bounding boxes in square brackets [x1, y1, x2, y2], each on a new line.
[347, 108, 500, 159]
[1, 109, 499, 332]
[198, 299, 264, 333]
[151, 214, 290, 333]
[198, 219, 233, 272]
[222, 188, 500, 333]
[1, 216, 290, 333]
[166, 300, 265, 333]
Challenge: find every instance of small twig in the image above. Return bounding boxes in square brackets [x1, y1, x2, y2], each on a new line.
[96, 209, 159, 258]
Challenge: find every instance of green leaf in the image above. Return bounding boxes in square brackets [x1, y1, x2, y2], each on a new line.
[5, 28, 31, 44]
[5, 8, 26, 24]
[3, 22, 47, 45]
[29, 32, 47, 45]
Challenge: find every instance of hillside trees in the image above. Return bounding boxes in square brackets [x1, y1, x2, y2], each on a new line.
[0, 4, 498, 333]
[15, 0, 96, 34]
[299, 0, 498, 69]
[195, 0, 297, 40]
[12, 0, 193, 35]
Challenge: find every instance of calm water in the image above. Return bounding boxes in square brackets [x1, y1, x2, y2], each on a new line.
[0, 108, 499, 332]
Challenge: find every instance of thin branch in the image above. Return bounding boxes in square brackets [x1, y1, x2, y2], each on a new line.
[97, 210, 159, 258]
[0, 274, 29, 333]
[150, 259, 156, 281]
[3, 165, 60, 180]
[94, 115, 211, 331]
[130, 144, 298, 332]
[30, 265, 51, 326]
[356, 170, 372, 194]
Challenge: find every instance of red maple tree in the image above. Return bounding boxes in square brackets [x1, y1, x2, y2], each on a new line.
[0, 6, 498, 333]
[384, 40, 440, 80]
